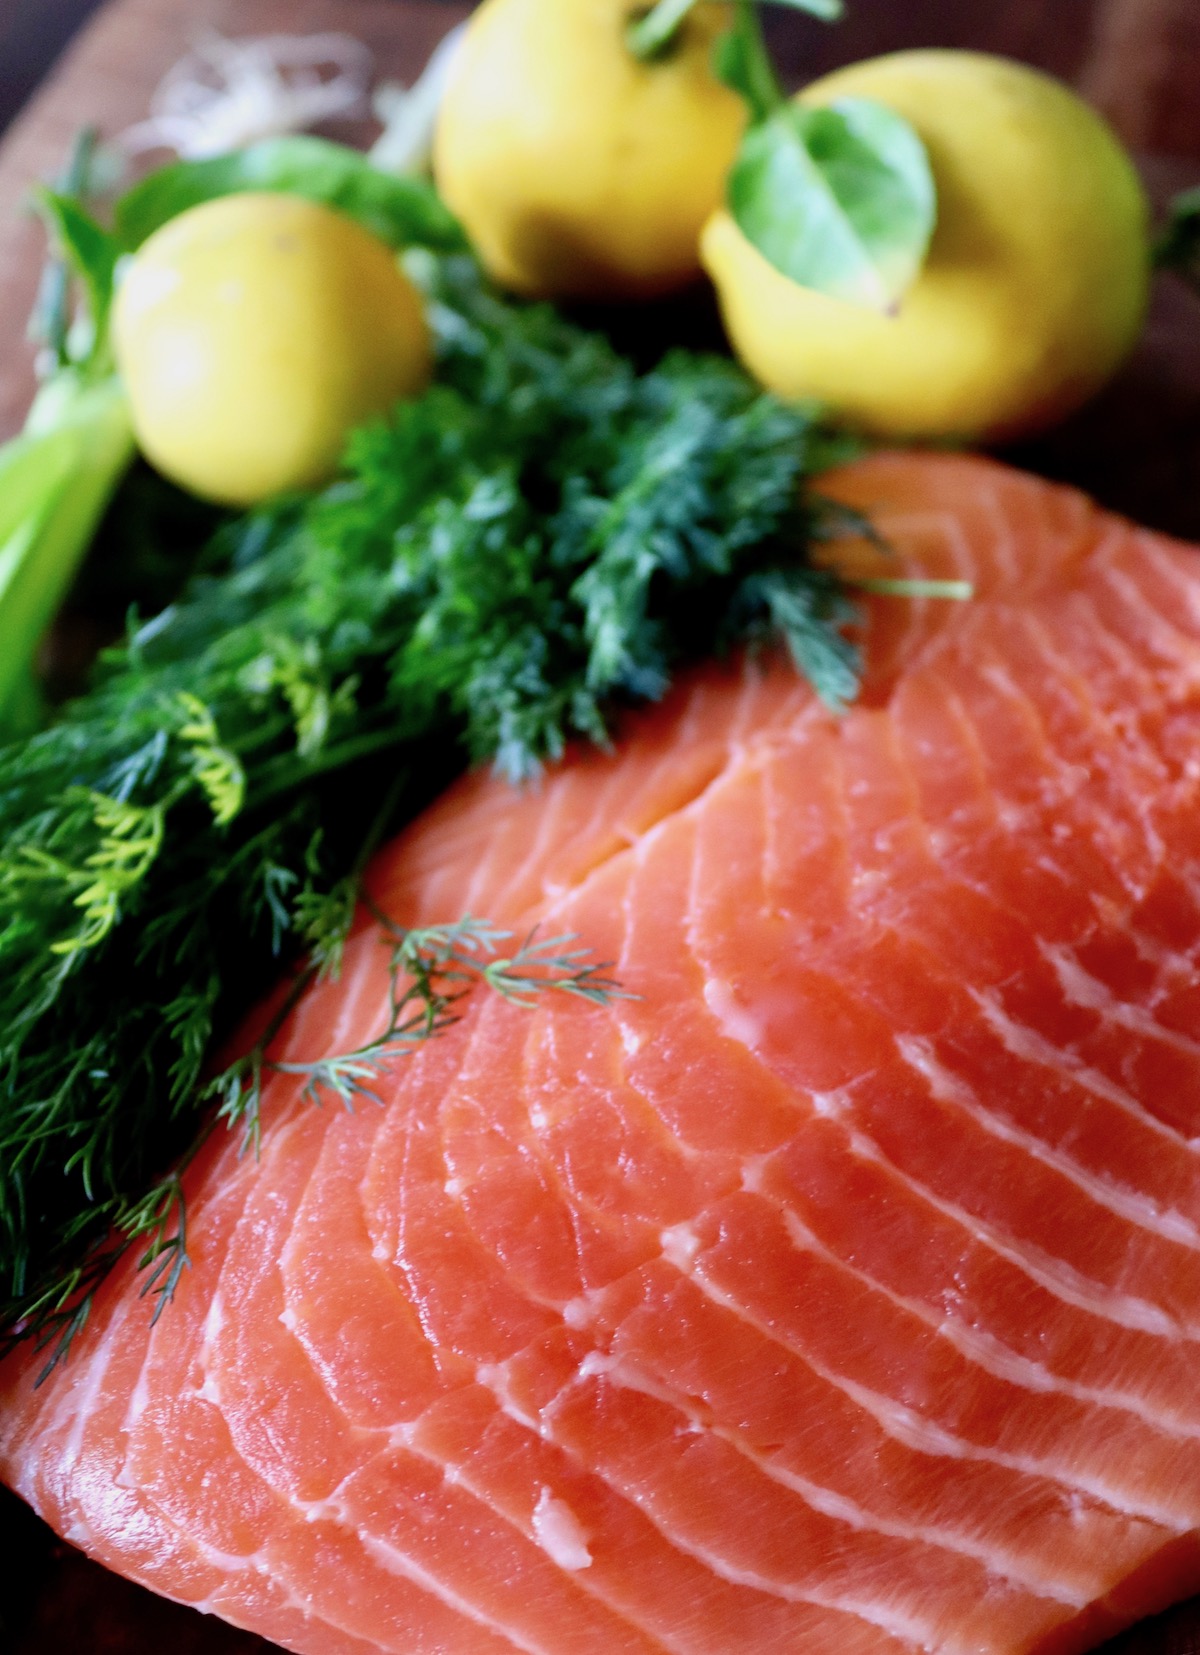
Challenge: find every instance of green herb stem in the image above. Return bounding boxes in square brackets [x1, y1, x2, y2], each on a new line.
[28, 126, 100, 372]
[628, 0, 845, 63]
[716, 0, 787, 122]
[625, 0, 702, 61]
[244, 723, 408, 811]
[851, 576, 974, 600]
[0, 373, 136, 734]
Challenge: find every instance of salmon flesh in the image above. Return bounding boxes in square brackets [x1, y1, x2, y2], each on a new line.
[5, 452, 1200, 1654]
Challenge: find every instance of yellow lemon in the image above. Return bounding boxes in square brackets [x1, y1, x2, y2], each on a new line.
[433, 0, 746, 300]
[113, 193, 431, 507]
[701, 51, 1151, 442]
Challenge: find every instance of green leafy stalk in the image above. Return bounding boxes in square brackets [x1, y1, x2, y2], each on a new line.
[0, 258, 859, 1365]
[627, 0, 709, 61]
[0, 375, 135, 734]
[28, 128, 100, 372]
[0, 153, 135, 737]
[34, 189, 120, 362]
[716, 0, 788, 121]
[627, 0, 843, 62]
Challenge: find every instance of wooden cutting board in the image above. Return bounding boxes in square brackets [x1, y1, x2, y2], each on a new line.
[2, 2, 1200, 1652]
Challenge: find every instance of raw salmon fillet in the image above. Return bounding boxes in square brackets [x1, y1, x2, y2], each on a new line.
[5, 451, 1200, 1655]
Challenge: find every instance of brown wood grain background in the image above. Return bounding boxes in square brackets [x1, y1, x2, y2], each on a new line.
[1, 1, 1200, 1651]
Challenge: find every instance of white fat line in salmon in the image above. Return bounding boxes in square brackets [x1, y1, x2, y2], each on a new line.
[1043, 940, 1200, 1057]
[972, 989, 1200, 1153]
[674, 1222, 1194, 1534]
[900, 1035, 1200, 1251]
[564, 1348, 1088, 1607]
[810, 1082, 1185, 1338]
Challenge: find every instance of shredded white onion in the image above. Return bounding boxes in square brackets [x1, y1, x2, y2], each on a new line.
[369, 23, 466, 176]
[120, 30, 374, 160]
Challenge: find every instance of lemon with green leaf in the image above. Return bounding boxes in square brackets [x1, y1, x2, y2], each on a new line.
[113, 191, 431, 507]
[702, 50, 1151, 441]
[432, 0, 749, 300]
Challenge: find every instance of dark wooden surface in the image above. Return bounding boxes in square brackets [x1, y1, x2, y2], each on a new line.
[0, 0, 107, 135]
[2, 1, 1200, 1652]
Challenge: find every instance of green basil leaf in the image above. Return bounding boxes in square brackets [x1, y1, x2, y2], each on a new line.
[727, 97, 936, 311]
[114, 136, 467, 254]
[32, 190, 121, 353]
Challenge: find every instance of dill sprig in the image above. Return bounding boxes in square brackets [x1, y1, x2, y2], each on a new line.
[0, 256, 856, 1366]
[257, 916, 627, 1115]
[22, 917, 622, 1384]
